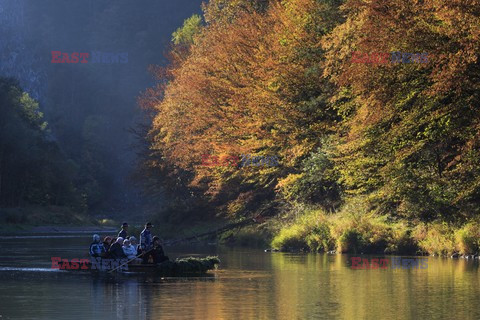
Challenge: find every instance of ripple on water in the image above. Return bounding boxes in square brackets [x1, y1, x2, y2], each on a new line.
[0, 267, 67, 272]
[0, 233, 112, 240]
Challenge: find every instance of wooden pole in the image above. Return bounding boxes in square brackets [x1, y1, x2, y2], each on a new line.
[164, 218, 258, 246]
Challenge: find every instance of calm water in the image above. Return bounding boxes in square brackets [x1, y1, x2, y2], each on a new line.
[0, 234, 479, 319]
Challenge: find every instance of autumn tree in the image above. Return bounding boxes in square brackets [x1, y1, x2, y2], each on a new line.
[322, 0, 480, 221]
[141, 0, 342, 219]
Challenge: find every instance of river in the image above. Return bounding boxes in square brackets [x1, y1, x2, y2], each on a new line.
[0, 233, 479, 319]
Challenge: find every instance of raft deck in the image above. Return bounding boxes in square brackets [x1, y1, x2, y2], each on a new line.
[86, 256, 220, 276]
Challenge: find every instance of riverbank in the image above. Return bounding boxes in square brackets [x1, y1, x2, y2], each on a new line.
[3, 204, 478, 260]
[0, 207, 252, 245]
[268, 206, 480, 258]
[0, 206, 103, 234]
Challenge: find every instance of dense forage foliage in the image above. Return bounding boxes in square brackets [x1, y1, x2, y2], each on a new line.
[141, 0, 480, 225]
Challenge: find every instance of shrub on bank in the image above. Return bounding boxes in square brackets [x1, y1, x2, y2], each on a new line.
[454, 222, 480, 255]
[270, 206, 480, 257]
[385, 223, 418, 254]
[336, 228, 366, 253]
[271, 210, 333, 252]
[271, 207, 413, 254]
[305, 223, 332, 252]
[331, 213, 402, 254]
[271, 223, 310, 250]
[271, 208, 402, 254]
[413, 222, 456, 256]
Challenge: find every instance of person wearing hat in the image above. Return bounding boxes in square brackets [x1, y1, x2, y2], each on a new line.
[140, 222, 154, 263]
[118, 222, 128, 239]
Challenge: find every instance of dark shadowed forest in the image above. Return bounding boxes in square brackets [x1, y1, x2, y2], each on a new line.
[0, 0, 202, 222]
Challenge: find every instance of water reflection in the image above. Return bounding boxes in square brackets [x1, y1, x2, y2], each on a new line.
[0, 236, 479, 319]
[270, 253, 480, 320]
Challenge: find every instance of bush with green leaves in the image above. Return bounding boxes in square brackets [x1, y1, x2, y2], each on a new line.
[454, 223, 480, 255]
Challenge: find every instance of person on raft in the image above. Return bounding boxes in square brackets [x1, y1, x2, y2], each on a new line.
[89, 234, 106, 257]
[109, 237, 127, 259]
[139, 223, 168, 264]
[140, 222, 154, 253]
[118, 222, 128, 239]
[130, 236, 139, 250]
[151, 236, 169, 264]
[103, 236, 113, 252]
[122, 238, 137, 260]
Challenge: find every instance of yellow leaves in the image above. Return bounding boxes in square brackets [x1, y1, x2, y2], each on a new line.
[142, 0, 338, 210]
[276, 173, 303, 201]
[277, 173, 302, 190]
[267, 80, 281, 92]
[226, 195, 250, 217]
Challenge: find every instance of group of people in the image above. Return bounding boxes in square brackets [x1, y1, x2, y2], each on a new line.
[89, 222, 169, 264]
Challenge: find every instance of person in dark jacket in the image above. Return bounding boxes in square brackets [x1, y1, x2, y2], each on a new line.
[140, 223, 155, 263]
[89, 234, 106, 258]
[140, 222, 153, 252]
[118, 222, 128, 239]
[152, 236, 169, 264]
[104, 237, 117, 258]
[103, 236, 113, 252]
[109, 237, 127, 259]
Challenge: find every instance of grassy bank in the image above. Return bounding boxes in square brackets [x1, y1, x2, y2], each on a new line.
[270, 205, 480, 257]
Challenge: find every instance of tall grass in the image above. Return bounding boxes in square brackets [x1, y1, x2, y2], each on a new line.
[454, 222, 480, 255]
[271, 210, 332, 252]
[413, 223, 456, 256]
[271, 205, 413, 254]
[271, 203, 480, 256]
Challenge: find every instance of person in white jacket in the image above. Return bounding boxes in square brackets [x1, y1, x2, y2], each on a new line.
[122, 238, 137, 260]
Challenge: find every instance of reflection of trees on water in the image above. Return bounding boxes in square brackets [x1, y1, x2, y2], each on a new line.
[89, 275, 222, 319]
[91, 276, 152, 320]
[2, 240, 480, 319]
